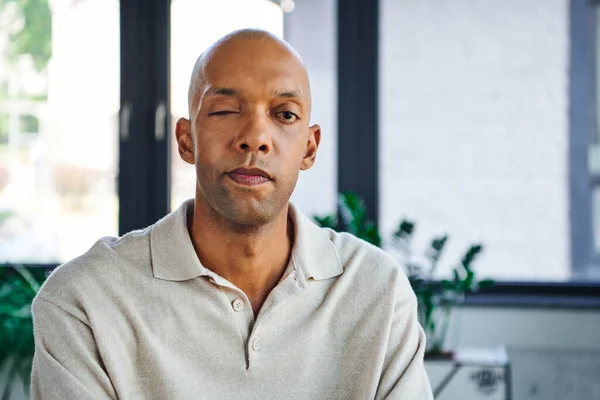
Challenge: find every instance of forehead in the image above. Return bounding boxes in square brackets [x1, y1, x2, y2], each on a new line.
[200, 39, 310, 101]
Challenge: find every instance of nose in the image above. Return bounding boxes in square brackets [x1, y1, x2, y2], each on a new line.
[234, 113, 272, 154]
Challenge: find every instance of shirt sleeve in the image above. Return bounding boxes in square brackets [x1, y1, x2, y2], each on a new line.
[375, 296, 434, 399]
[30, 296, 118, 400]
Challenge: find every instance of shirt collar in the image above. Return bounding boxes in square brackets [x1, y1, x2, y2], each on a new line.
[150, 199, 343, 282]
[287, 203, 343, 281]
[150, 199, 210, 281]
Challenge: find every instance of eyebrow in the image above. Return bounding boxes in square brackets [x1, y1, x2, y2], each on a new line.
[274, 90, 302, 99]
[209, 87, 238, 97]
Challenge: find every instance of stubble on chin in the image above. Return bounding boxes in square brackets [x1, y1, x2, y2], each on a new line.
[197, 177, 276, 227]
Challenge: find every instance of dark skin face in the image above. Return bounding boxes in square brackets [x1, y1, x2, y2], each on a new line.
[175, 33, 321, 315]
[176, 36, 320, 228]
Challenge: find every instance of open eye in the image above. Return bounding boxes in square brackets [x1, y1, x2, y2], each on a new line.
[274, 111, 299, 123]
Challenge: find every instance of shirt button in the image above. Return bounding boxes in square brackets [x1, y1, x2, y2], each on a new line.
[232, 299, 245, 312]
[252, 338, 262, 352]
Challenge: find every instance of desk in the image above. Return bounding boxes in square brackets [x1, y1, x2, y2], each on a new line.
[425, 347, 512, 400]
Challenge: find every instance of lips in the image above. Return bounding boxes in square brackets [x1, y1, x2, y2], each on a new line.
[227, 167, 272, 186]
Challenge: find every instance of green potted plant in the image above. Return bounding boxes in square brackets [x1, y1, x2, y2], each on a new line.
[0, 265, 46, 399]
[314, 192, 494, 357]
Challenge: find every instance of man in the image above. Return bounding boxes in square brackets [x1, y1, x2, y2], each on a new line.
[31, 29, 433, 399]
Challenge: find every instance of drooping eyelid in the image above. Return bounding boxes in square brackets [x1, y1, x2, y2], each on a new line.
[204, 97, 241, 115]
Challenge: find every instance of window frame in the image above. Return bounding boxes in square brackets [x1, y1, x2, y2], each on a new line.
[118, 0, 171, 235]
[569, 0, 597, 276]
[337, 0, 379, 223]
[3, 0, 600, 308]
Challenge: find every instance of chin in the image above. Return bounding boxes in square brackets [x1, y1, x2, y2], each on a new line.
[216, 197, 283, 227]
[199, 178, 293, 227]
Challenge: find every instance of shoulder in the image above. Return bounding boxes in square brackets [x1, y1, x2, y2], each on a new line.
[325, 228, 416, 307]
[35, 227, 152, 310]
[326, 228, 400, 276]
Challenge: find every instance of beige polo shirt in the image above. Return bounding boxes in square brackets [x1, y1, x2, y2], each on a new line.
[31, 200, 433, 399]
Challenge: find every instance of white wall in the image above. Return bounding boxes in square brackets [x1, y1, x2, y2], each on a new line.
[380, 0, 570, 282]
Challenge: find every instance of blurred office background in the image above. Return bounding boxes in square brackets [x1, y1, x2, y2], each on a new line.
[0, 0, 599, 399]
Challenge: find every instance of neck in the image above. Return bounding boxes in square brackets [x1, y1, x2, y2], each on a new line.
[187, 197, 294, 315]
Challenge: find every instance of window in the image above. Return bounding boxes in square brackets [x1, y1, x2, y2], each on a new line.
[0, 0, 119, 264]
[170, 0, 337, 217]
[379, 0, 596, 282]
[2, 0, 597, 295]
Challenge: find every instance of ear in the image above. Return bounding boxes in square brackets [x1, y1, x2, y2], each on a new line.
[175, 118, 195, 165]
[301, 124, 321, 171]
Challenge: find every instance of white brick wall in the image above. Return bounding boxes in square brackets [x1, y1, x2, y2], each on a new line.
[380, 0, 570, 280]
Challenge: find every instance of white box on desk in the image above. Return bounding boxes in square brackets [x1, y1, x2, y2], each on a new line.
[425, 347, 510, 400]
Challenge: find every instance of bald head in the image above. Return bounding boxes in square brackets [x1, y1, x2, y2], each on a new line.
[187, 29, 311, 118]
[175, 28, 322, 227]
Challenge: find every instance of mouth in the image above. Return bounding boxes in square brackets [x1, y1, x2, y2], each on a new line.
[226, 167, 272, 186]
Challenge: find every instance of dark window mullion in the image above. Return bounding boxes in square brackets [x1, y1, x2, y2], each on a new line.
[337, 0, 379, 223]
[119, 0, 170, 235]
[150, 0, 171, 223]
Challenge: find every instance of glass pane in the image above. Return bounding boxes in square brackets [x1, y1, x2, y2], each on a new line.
[592, 6, 600, 258]
[379, 0, 573, 281]
[0, 0, 119, 264]
[170, 0, 337, 217]
[593, 187, 600, 253]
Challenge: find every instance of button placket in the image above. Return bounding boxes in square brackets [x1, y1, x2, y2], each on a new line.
[251, 337, 262, 352]
[232, 298, 245, 312]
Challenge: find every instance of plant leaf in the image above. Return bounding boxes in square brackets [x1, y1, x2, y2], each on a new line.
[464, 270, 475, 292]
[452, 269, 461, 285]
[440, 279, 456, 291]
[338, 192, 366, 232]
[477, 279, 495, 290]
[393, 220, 415, 240]
[364, 222, 382, 247]
[313, 215, 337, 230]
[431, 235, 448, 252]
[462, 244, 484, 271]
[0, 265, 46, 395]
[14, 266, 42, 293]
